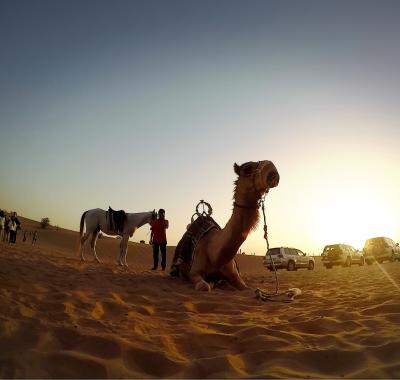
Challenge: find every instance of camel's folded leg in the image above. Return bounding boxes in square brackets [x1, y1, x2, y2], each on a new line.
[189, 273, 212, 292]
[220, 260, 248, 290]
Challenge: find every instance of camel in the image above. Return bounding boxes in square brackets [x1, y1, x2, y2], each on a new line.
[172, 160, 279, 291]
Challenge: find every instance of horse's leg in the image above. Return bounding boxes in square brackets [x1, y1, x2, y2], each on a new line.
[117, 238, 124, 266]
[80, 232, 91, 261]
[219, 260, 248, 290]
[90, 232, 101, 263]
[122, 234, 129, 267]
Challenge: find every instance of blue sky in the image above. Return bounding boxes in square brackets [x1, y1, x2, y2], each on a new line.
[1, 0, 400, 254]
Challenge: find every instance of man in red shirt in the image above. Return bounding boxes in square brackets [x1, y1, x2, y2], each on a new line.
[150, 208, 169, 270]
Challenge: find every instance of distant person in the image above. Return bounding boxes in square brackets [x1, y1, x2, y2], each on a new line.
[3, 214, 10, 242]
[32, 231, 38, 245]
[8, 216, 17, 244]
[23, 230, 27, 242]
[0, 210, 5, 242]
[9, 212, 21, 244]
[150, 209, 169, 270]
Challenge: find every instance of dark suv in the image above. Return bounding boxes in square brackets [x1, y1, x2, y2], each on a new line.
[363, 237, 400, 264]
[321, 244, 365, 269]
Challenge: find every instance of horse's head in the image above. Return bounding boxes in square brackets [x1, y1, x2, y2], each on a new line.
[234, 160, 279, 199]
[151, 209, 157, 221]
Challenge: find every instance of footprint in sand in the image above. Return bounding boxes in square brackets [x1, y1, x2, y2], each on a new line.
[63, 301, 78, 322]
[91, 302, 104, 320]
[19, 305, 35, 318]
[123, 346, 185, 378]
[41, 352, 108, 378]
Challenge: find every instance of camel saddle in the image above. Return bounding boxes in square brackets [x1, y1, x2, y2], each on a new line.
[170, 215, 221, 279]
[108, 206, 127, 234]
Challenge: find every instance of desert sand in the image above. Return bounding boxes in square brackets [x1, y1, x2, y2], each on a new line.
[1, 217, 400, 378]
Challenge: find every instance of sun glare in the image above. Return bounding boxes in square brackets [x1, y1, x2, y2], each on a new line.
[310, 191, 396, 250]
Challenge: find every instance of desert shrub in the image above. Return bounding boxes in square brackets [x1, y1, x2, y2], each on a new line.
[40, 217, 50, 229]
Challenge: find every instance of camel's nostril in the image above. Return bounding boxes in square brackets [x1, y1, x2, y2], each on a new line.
[267, 171, 280, 187]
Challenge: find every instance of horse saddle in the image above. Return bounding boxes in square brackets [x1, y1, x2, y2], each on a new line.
[108, 206, 127, 234]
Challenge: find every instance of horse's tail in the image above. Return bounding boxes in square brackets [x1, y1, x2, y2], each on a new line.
[77, 211, 88, 254]
[79, 211, 88, 238]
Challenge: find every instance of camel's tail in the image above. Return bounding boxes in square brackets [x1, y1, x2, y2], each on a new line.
[77, 211, 88, 252]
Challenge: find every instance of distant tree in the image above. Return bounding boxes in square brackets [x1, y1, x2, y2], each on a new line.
[40, 217, 50, 229]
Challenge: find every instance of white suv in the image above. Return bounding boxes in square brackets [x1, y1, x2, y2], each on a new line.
[263, 247, 315, 271]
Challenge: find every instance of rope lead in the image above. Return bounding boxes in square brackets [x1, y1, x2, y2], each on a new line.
[260, 195, 279, 295]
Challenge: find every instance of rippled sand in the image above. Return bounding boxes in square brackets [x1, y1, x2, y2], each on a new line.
[1, 218, 399, 378]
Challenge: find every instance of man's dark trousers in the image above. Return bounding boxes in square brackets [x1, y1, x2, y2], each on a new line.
[153, 243, 167, 269]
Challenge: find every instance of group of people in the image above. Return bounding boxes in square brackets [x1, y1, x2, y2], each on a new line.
[0, 210, 21, 244]
[0, 209, 38, 245]
[0, 206, 165, 264]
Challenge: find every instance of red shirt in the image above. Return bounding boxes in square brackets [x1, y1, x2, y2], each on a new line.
[151, 219, 168, 244]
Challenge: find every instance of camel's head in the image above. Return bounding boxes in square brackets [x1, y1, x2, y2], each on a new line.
[234, 160, 279, 197]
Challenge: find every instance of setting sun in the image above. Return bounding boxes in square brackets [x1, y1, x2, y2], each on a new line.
[311, 190, 397, 250]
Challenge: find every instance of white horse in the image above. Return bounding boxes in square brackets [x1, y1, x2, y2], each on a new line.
[78, 208, 156, 266]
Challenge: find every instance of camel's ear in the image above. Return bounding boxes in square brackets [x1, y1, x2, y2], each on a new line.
[234, 163, 241, 175]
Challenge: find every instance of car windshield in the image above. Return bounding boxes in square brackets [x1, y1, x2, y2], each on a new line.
[323, 245, 342, 253]
[365, 238, 385, 247]
[267, 248, 281, 256]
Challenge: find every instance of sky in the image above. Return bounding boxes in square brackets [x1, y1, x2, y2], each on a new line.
[1, 0, 400, 255]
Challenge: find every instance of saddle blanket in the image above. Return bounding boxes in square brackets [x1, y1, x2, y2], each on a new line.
[171, 216, 221, 279]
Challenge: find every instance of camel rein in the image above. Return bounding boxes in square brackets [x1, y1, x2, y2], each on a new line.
[256, 192, 302, 303]
[259, 192, 280, 295]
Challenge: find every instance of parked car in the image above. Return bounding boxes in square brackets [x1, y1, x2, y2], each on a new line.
[263, 247, 315, 271]
[321, 244, 365, 268]
[363, 237, 400, 264]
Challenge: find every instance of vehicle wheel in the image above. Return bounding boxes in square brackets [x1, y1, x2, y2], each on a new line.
[325, 264, 332, 269]
[287, 261, 296, 271]
[343, 257, 351, 267]
[390, 255, 395, 262]
[366, 260, 372, 265]
[308, 261, 314, 270]
[359, 257, 365, 266]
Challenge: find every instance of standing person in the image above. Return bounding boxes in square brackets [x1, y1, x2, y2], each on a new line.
[32, 231, 38, 245]
[0, 210, 5, 243]
[8, 216, 17, 244]
[9, 212, 21, 244]
[3, 214, 10, 242]
[150, 209, 169, 271]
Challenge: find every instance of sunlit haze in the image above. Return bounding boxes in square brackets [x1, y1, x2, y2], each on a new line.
[1, 0, 399, 255]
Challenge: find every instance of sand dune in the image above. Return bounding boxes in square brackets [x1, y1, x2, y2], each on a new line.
[1, 219, 400, 378]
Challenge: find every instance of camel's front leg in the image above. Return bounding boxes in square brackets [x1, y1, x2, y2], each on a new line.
[220, 260, 248, 290]
[189, 272, 212, 292]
